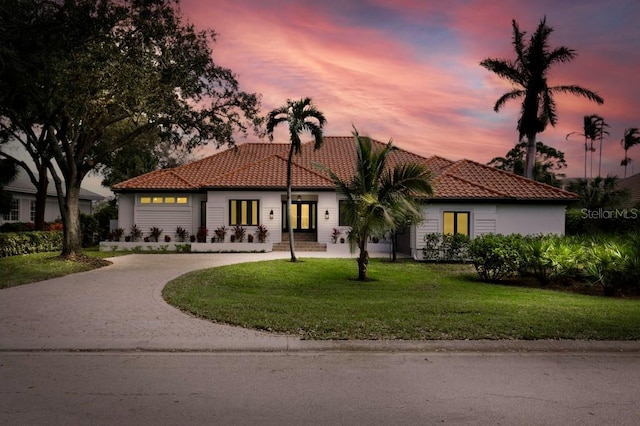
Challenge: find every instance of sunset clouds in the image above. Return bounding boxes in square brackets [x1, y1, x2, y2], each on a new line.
[183, 0, 640, 178]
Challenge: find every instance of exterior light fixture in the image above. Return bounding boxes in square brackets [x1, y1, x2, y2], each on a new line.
[325, 210, 330, 220]
[269, 210, 274, 220]
[297, 195, 302, 201]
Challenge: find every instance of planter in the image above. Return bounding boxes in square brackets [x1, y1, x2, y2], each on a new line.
[191, 242, 272, 253]
[100, 241, 273, 253]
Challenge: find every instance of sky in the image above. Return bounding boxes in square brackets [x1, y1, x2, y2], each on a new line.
[179, 0, 640, 180]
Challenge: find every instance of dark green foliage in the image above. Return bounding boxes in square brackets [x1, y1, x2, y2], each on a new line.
[488, 141, 567, 187]
[93, 200, 118, 241]
[468, 234, 525, 281]
[0, 231, 63, 257]
[422, 233, 470, 262]
[80, 213, 99, 247]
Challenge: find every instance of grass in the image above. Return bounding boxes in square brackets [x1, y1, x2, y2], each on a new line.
[162, 258, 640, 340]
[0, 247, 125, 289]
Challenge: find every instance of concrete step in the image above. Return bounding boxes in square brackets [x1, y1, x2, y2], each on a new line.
[272, 241, 327, 252]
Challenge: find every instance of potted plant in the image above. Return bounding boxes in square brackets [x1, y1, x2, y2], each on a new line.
[175, 226, 188, 242]
[113, 228, 124, 242]
[196, 226, 208, 243]
[164, 235, 171, 242]
[214, 226, 227, 242]
[190, 234, 196, 243]
[232, 225, 246, 242]
[247, 234, 254, 243]
[149, 226, 163, 242]
[130, 224, 142, 242]
[331, 228, 341, 244]
[255, 224, 269, 243]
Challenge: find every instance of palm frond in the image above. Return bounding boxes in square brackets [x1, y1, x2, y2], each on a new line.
[494, 89, 524, 112]
[550, 85, 604, 104]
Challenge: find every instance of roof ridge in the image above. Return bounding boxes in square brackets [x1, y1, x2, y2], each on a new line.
[438, 166, 511, 198]
[168, 169, 199, 188]
[464, 159, 578, 197]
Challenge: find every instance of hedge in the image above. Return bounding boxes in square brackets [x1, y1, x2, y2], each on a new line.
[0, 231, 63, 257]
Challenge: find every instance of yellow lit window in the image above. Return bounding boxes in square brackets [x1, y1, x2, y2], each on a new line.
[164, 197, 175, 204]
[152, 197, 163, 204]
[229, 199, 260, 226]
[443, 212, 469, 236]
[177, 197, 188, 204]
[140, 197, 151, 204]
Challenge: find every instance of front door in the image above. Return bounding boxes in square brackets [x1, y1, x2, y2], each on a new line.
[282, 201, 317, 234]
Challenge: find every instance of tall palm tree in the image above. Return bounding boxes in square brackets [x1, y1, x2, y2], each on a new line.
[621, 128, 640, 178]
[567, 114, 608, 178]
[266, 97, 326, 262]
[480, 17, 604, 179]
[319, 129, 433, 281]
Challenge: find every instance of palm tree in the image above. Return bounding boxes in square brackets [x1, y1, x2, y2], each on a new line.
[567, 176, 629, 210]
[567, 114, 608, 178]
[480, 17, 604, 179]
[621, 128, 640, 178]
[266, 97, 326, 262]
[319, 129, 433, 281]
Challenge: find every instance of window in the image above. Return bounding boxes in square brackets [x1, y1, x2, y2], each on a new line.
[30, 200, 36, 222]
[140, 196, 189, 205]
[338, 200, 350, 226]
[2, 199, 19, 221]
[229, 200, 259, 226]
[443, 211, 469, 236]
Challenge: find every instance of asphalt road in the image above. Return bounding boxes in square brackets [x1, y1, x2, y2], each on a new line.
[2, 351, 639, 425]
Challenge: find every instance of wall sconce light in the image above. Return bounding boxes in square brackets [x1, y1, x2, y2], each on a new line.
[269, 210, 274, 220]
[297, 195, 302, 202]
[325, 210, 330, 220]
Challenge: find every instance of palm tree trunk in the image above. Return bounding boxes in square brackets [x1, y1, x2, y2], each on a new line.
[524, 134, 537, 179]
[286, 145, 297, 262]
[357, 239, 369, 281]
[598, 136, 603, 178]
[584, 135, 588, 179]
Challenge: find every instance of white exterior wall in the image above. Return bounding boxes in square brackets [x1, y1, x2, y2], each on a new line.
[412, 202, 566, 260]
[316, 192, 339, 244]
[496, 204, 565, 236]
[0, 194, 92, 225]
[116, 193, 135, 232]
[205, 190, 283, 243]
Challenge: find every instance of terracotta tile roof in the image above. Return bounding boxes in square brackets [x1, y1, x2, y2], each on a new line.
[112, 136, 577, 202]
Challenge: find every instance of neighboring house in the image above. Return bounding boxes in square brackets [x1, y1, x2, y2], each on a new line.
[112, 137, 577, 258]
[1, 170, 104, 225]
[617, 172, 640, 208]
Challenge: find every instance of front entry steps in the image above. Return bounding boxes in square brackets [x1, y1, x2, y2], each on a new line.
[272, 241, 327, 252]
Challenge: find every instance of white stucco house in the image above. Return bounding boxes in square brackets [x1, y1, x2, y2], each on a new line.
[1, 170, 103, 226]
[110, 136, 577, 258]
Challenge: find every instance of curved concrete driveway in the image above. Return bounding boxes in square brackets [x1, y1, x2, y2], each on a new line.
[2, 252, 639, 353]
[0, 252, 301, 351]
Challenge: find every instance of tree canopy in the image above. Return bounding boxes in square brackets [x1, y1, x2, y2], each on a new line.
[488, 140, 567, 187]
[0, 0, 261, 257]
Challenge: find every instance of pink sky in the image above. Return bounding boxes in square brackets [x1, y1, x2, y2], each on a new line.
[182, 0, 640, 180]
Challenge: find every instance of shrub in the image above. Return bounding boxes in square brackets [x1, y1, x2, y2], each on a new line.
[468, 233, 525, 281]
[256, 225, 269, 243]
[0, 231, 63, 257]
[196, 226, 208, 243]
[214, 226, 227, 242]
[129, 224, 142, 242]
[175, 226, 188, 242]
[149, 226, 163, 242]
[521, 235, 584, 285]
[422, 233, 470, 262]
[331, 228, 341, 243]
[232, 225, 245, 242]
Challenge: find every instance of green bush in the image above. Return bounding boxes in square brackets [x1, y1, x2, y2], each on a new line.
[0, 231, 63, 257]
[468, 233, 525, 281]
[422, 233, 470, 262]
[521, 235, 584, 285]
[582, 233, 640, 295]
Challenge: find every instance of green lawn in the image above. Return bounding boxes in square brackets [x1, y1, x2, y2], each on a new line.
[163, 258, 640, 340]
[0, 248, 121, 289]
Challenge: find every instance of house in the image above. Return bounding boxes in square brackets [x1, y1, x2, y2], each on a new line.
[111, 136, 577, 258]
[1, 170, 104, 226]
